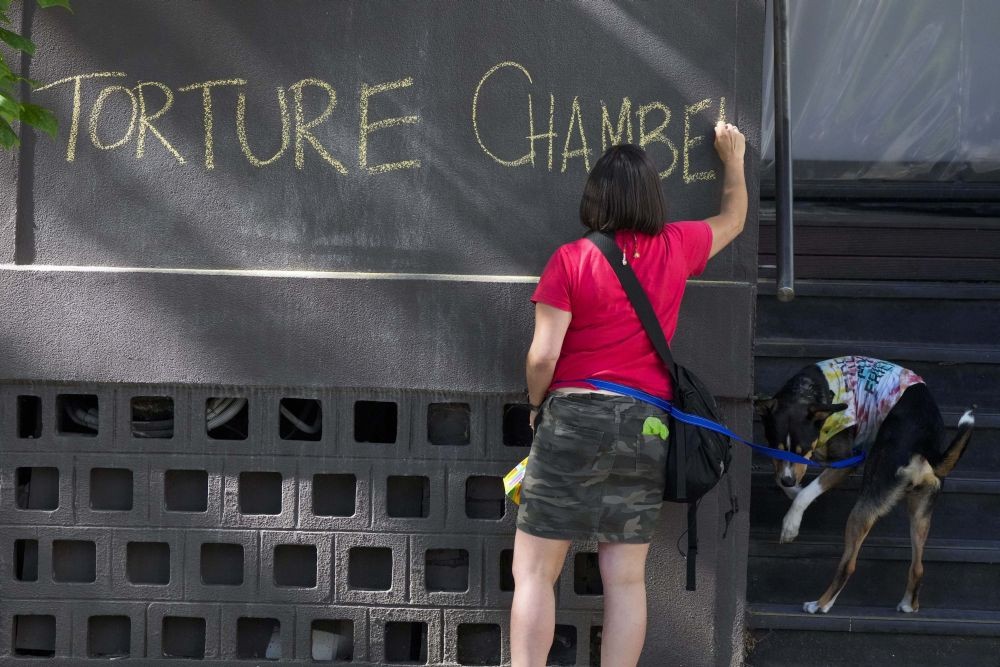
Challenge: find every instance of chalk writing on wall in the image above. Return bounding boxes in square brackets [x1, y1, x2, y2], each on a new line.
[36, 61, 726, 184]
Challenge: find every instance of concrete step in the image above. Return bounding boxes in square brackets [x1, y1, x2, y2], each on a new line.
[757, 279, 1000, 301]
[747, 537, 1000, 610]
[745, 604, 1000, 667]
[755, 286, 1000, 350]
[748, 602, 1000, 636]
[748, 472, 1000, 542]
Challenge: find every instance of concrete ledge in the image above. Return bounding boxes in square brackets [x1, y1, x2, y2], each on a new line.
[0, 270, 752, 398]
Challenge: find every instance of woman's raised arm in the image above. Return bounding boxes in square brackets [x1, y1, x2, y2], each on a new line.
[705, 122, 748, 259]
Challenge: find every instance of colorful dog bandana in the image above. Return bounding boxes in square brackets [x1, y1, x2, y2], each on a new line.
[816, 356, 924, 449]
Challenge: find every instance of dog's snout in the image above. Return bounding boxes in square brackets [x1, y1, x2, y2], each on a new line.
[779, 475, 797, 487]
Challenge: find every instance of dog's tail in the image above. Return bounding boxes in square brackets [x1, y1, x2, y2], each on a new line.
[933, 408, 975, 478]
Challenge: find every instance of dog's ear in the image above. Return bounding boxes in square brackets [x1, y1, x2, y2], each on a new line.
[754, 397, 777, 417]
[808, 403, 848, 422]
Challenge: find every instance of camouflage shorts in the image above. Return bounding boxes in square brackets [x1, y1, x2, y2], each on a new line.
[515, 392, 669, 543]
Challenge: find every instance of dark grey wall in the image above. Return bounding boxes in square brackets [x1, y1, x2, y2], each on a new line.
[14, 0, 751, 279]
[0, 2, 764, 665]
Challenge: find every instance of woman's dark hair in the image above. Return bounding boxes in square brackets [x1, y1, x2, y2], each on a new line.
[579, 144, 666, 234]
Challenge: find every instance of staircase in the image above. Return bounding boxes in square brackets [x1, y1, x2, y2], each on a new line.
[744, 205, 1000, 666]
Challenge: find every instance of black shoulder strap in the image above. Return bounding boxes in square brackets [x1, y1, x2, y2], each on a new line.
[586, 231, 679, 387]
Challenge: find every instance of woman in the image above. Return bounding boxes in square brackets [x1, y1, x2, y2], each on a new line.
[510, 122, 747, 667]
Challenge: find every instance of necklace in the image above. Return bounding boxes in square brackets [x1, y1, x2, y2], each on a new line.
[623, 232, 640, 265]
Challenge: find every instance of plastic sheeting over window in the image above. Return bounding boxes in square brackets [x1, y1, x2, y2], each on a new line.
[761, 0, 1000, 184]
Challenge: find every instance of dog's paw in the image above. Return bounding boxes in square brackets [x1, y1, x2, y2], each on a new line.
[779, 521, 800, 544]
[896, 601, 918, 613]
[803, 600, 828, 614]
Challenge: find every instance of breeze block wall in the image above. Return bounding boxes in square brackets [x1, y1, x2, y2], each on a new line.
[0, 384, 607, 664]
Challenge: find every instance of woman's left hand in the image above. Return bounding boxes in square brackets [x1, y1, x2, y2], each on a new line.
[529, 408, 538, 431]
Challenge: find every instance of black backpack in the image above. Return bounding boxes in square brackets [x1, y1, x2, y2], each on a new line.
[588, 231, 737, 591]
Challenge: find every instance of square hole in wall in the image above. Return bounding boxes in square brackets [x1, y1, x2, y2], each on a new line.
[16, 395, 42, 439]
[162, 616, 205, 659]
[13, 614, 55, 657]
[427, 402, 470, 446]
[206, 397, 248, 440]
[279, 397, 322, 441]
[89, 468, 134, 511]
[237, 617, 281, 660]
[239, 471, 282, 515]
[354, 400, 397, 444]
[425, 548, 469, 592]
[384, 621, 427, 664]
[348, 546, 392, 590]
[502, 403, 533, 447]
[164, 469, 208, 512]
[14, 539, 38, 582]
[126, 542, 170, 585]
[590, 626, 602, 667]
[56, 393, 98, 436]
[465, 476, 505, 519]
[573, 553, 603, 595]
[499, 549, 514, 592]
[312, 474, 356, 517]
[15, 466, 59, 510]
[131, 396, 174, 439]
[200, 543, 244, 585]
[386, 476, 429, 518]
[457, 623, 501, 666]
[52, 539, 96, 583]
[311, 619, 354, 662]
[274, 544, 317, 588]
[546, 625, 577, 666]
[87, 615, 130, 658]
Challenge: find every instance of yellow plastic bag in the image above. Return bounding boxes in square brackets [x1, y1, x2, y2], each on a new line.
[503, 456, 529, 505]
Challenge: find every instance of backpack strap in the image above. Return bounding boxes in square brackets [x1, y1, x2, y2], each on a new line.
[585, 232, 680, 380]
[687, 503, 698, 591]
[586, 231, 686, 499]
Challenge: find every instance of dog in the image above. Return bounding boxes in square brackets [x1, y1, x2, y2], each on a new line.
[755, 356, 975, 615]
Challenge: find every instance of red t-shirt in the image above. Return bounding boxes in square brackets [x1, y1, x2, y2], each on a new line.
[531, 221, 713, 400]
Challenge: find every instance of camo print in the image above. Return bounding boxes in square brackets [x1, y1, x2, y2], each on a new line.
[516, 392, 669, 543]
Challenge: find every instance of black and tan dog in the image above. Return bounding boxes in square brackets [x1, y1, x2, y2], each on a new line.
[755, 356, 975, 614]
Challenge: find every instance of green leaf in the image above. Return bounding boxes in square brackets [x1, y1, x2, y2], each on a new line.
[0, 1, 10, 15]
[0, 27, 35, 55]
[37, 0, 72, 10]
[0, 117, 18, 149]
[0, 90, 20, 116]
[20, 102, 56, 137]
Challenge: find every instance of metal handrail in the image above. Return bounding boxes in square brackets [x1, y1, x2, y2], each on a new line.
[772, 0, 795, 301]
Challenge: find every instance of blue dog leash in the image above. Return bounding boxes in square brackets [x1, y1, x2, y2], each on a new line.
[583, 378, 867, 469]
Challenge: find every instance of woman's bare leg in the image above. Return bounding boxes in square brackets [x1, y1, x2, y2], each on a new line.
[510, 529, 571, 667]
[597, 541, 651, 667]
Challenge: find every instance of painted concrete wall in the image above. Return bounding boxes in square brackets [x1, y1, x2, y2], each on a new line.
[0, 2, 764, 664]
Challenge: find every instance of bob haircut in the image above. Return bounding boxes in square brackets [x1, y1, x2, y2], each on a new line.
[579, 144, 666, 235]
